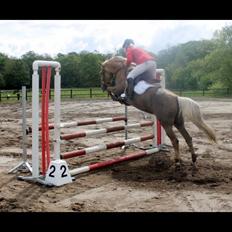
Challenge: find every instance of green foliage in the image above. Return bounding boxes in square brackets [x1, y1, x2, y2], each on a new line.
[56, 53, 80, 88]
[157, 25, 232, 90]
[1, 25, 232, 91]
[3, 58, 30, 89]
[213, 25, 232, 48]
[78, 52, 105, 87]
[0, 73, 5, 88]
[0, 53, 8, 72]
[0, 53, 9, 89]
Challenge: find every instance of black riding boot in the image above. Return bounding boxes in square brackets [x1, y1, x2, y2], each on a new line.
[127, 78, 134, 99]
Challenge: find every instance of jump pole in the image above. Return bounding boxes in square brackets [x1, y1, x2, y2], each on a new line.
[60, 121, 154, 140]
[8, 86, 32, 174]
[26, 116, 127, 133]
[61, 134, 154, 159]
[69, 147, 159, 176]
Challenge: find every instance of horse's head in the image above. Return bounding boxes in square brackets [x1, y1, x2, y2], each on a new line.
[100, 56, 127, 93]
[100, 63, 114, 92]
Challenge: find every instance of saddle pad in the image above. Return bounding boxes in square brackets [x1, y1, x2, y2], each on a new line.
[134, 80, 154, 95]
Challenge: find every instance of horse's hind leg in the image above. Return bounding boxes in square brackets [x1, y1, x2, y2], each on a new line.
[163, 125, 181, 171]
[175, 124, 197, 170]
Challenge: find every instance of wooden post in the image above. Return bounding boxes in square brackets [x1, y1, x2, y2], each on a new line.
[90, 88, 92, 98]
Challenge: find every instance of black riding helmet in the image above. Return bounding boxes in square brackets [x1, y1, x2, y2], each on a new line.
[122, 39, 134, 49]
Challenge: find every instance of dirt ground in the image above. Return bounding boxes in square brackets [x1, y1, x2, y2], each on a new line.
[0, 98, 232, 212]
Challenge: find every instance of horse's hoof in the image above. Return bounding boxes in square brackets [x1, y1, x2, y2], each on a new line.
[191, 163, 198, 176]
[191, 154, 198, 163]
[191, 162, 198, 168]
[175, 162, 181, 172]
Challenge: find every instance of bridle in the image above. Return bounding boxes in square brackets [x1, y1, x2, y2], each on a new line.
[101, 65, 125, 88]
[101, 64, 127, 102]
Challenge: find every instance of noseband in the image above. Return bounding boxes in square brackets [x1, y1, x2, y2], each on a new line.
[103, 65, 124, 87]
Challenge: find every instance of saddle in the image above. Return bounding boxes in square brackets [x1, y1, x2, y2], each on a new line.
[134, 68, 160, 86]
[126, 68, 161, 100]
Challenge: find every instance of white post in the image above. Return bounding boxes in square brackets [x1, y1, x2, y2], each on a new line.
[31, 60, 61, 179]
[22, 86, 28, 162]
[32, 68, 40, 178]
[8, 86, 32, 174]
[18, 61, 71, 186]
[156, 69, 166, 145]
[54, 67, 61, 160]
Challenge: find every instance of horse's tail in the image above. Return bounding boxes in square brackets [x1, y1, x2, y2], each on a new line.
[177, 96, 217, 143]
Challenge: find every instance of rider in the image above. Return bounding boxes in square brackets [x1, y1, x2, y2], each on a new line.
[120, 39, 156, 100]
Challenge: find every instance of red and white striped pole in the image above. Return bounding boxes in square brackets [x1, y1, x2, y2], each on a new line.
[61, 134, 154, 159]
[30, 116, 127, 132]
[60, 121, 154, 140]
[69, 147, 159, 176]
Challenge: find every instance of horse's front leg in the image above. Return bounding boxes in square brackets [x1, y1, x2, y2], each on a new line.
[106, 87, 121, 102]
[107, 91, 118, 101]
[107, 89, 130, 106]
[107, 86, 118, 93]
[107, 80, 127, 97]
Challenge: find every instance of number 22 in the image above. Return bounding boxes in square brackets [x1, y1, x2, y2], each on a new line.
[48, 165, 68, 178]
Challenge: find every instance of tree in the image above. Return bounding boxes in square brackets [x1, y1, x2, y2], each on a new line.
[157, 40, 217, 89]
[213, 25, 232, 48]
[21, 51, 51, 87]
[78, 52, 105, 87]
[0, 53, 8, 89]
[0, 73, 5, 89]
[202, 48, 232, 89]
[56, 53, 81, 88]
[4, 59, 30, 89]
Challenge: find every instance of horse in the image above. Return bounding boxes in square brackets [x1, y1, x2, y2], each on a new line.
[100, 56, 217, 171]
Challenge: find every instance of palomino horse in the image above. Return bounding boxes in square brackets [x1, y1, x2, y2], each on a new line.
[100, 56, 217, 171]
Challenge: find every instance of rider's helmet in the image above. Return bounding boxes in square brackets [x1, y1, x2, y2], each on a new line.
[122, 39, 134, 49]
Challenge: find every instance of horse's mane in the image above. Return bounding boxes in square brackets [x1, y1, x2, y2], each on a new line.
[102, 56, 126, 66]
[101, 56, 127, 75]
[102, 56, 136, 77]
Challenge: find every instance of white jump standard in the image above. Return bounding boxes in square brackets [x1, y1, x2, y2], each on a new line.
[8, 86, 32, 174]
[18, 60, 67, 185]
[16, 60, 166, 186]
